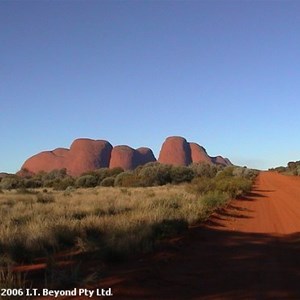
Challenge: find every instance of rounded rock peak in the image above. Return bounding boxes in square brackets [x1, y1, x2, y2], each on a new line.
[21, 151, 66, 174]
[113, 145, 135, 151]
[109, 145, 136, 170]
[136, 147, 157, 165]
[136, 147, 154, 154]
[67, 139, 113, 176]
[70, 138, 112, 151]
[158, 136, 192, 166]
[165, 136, 188, 142]
[211, 156, 232, 166]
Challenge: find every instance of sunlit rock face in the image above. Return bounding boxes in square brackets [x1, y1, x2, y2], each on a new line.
[21, 139, 156, 175]
[158, 136, 192, 166]
[189, 142, 212, 164]
[21, 139, 113, 176]
[20, 136, 232, 176]
[158, 136, 232, 167]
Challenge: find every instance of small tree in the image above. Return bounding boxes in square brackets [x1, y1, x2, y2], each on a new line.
[100, 176, 115, 187]
[75, 175, 98, 188]
[170, 166, 194, 184]
[0, 176, 22, 190]
[114, 172, 140, 187]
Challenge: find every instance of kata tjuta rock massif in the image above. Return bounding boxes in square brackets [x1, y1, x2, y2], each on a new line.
[20, 136, 232, 176]
[158, 136, 232, 166]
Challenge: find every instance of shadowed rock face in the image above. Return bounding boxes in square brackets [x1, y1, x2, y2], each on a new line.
[158, 136, 192, 166]
[211, 156, 232, 166]
[109, 146, 156, 170]
[136, 147, 156, 166]
[20, 136, 232, 176]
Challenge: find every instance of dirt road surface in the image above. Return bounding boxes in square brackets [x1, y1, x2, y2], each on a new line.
[39, 172, 300, 299]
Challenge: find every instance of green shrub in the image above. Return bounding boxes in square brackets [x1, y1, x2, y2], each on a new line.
[100, 176, 115, 187]
[170, 166, 195, 184]
[137, 165, 159, 186]
[137, 164, 173, 186]
[43, 179, 56, 188]
[201, 191, 229, 211]
[274, 166, 286, 173]
[82, 168, 124, 186]
[215, 176, 252, 198]
[135, 164, 198, 187]
[295, 166, 300, 176]
[232, 167, 259, 181]
[155, 165, 173, 185]
[187, 177, 216, 195]
[75, 175, 98, 188]
[23, 178, 42, 188]
[28, 169, 69, 188]
[53, 177, 75, 190]
[190, 163, 220, 178]
[114, 172, 140, 187]
[44, 169, 67, 180]
[216, 166, 235, 179]
[187, 167, 253, 199]
[288, 161, 297, 170]
[0, 177, 22, 190]
[108, 167, 124, 177]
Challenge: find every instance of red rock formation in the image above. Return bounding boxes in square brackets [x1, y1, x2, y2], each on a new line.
[52, 148, 69, 156]
[22, 151, 67, 174]
[136, 147, 156, 166]
[211, 156, 232, 166]
[109, 146, 136, 170]
[158, 136, 232, 167]
[109, 146, 156, 170]
[189, 143, 212, 164]
[21, 139, 113, 176]
[67, 139, 112, 176]
[158, 136, 192, 166]
[19, 136, 232, 176]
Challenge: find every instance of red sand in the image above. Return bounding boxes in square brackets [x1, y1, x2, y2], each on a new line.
[36, 172, 300, 299]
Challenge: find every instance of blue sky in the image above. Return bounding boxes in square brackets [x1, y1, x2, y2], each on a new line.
[1, 0, 300, 173]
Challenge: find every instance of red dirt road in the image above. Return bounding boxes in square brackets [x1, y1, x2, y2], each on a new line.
[225, 171, 300, 235]
[37, 172, 300, 299]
